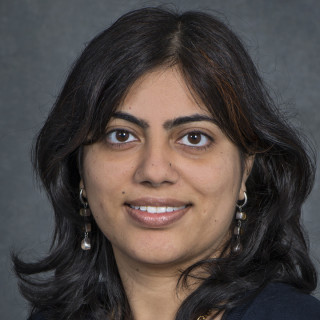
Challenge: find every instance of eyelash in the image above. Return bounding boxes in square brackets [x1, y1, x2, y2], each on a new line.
[104, 129, 214, 150]
[177, 131, 213, 150]
[105, 129, 139, 147]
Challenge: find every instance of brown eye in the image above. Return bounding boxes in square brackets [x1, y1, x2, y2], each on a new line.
[106, 129, 137, 144]
[187, 133, 201, 144]
[178, 131, 212, 148]
[116, 130, 130, 142]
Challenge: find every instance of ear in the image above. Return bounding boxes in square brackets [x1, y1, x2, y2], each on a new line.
[238, 154, 254, 200]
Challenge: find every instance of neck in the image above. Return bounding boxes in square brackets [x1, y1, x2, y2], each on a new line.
[114, 254, 197, 320]
[112, 248, 225, 320]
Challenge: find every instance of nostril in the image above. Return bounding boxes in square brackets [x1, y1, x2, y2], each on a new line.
[140, 180, 173, 188]
[133, 156, 179, 186]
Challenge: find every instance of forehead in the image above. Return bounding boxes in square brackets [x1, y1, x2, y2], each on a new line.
[117, 67, 211, 119]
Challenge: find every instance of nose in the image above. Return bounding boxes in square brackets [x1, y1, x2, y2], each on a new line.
[133, 141, 179, 187]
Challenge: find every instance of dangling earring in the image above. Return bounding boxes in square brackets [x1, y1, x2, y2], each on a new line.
[79, 188, 91, 250]
[233, 191, 247, 253]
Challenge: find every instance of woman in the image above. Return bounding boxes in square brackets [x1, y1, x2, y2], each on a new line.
[14, 7, 320, 320]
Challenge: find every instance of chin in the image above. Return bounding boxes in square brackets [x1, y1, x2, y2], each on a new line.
[130, 251, 194, 269]
[112, 235, 193, 268]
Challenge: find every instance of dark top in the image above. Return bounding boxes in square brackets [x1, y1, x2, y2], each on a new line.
[29, 283, 320, 320]
[224, 282, 320, 320]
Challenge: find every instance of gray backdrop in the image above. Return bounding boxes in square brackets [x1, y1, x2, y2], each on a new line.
[1, 0, 319, 319]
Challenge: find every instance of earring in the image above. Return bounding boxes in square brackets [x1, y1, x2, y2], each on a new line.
[79, 188, 91, 250]
[232, 191, 247, 253]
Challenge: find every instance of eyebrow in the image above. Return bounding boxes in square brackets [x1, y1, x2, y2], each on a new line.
[111, 112, 216, 130]
[112, 112, 149, 129]
[163, 114, 216, 129]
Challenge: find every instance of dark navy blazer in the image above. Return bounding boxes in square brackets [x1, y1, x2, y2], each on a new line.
[29, 282, 320, 319]
[224, 282, 320, 320]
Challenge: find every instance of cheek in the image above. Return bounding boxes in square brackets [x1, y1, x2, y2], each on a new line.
[83, 147, 132, 193]
[82, 150, 125, 224]
[182, 150, 242, 239]
[184, 153, 241, 197]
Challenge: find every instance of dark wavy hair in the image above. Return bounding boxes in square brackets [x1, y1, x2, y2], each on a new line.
[13, 7, 317, 320]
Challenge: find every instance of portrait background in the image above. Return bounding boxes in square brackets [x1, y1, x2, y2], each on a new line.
[1, 1, 319, 319]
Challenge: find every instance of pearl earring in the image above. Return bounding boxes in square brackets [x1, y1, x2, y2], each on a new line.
[79, 188, 91, 250]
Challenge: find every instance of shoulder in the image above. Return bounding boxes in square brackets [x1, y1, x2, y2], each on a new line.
[226, 282, 320, 320]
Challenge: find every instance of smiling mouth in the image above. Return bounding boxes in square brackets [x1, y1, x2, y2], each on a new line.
[125, 202, 191, 227]
[127, 204, 188, 214]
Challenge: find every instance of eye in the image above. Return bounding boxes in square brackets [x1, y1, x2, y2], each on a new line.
[106, 129, 138, 144]
[178, 132, 212, 148]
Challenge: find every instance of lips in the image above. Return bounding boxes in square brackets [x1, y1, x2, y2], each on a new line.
[124, 198, 191, 227]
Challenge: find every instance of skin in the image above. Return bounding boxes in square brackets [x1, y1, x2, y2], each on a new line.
[81, 67, 253, 320]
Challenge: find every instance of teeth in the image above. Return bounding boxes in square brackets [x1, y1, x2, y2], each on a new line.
[148, 206, 157, 213]
[156, 207, 166, 213]
[130, 205, 187, 214]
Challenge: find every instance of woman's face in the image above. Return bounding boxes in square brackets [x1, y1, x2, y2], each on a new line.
[82, 67, 251, 270]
